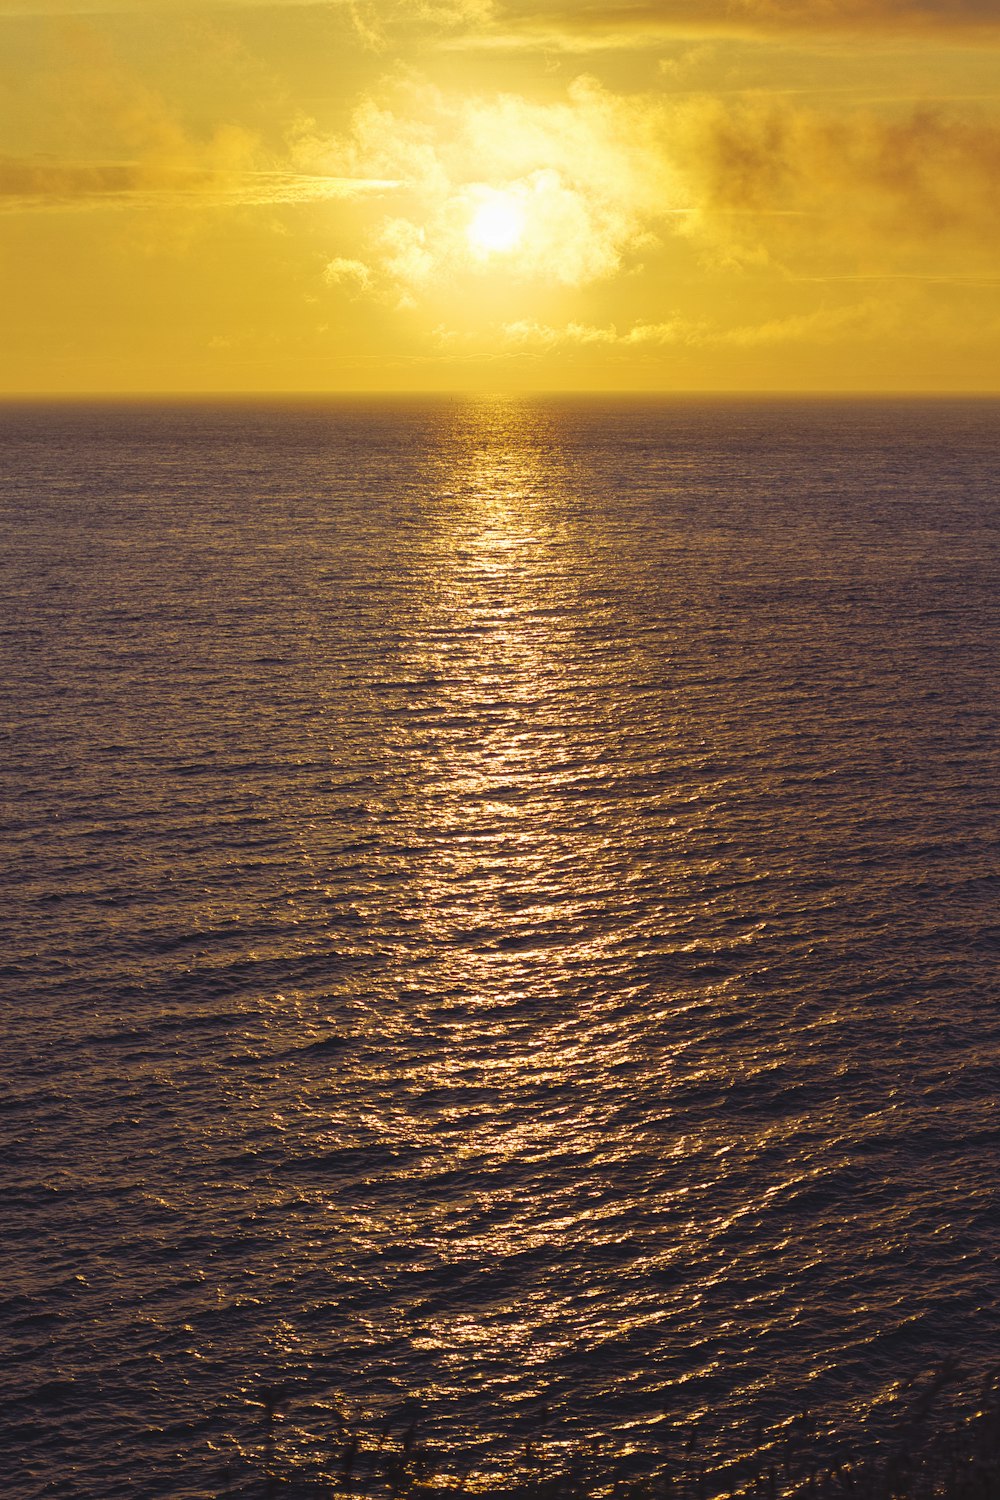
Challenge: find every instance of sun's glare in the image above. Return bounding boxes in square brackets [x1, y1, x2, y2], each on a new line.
[467, 191, 525, 256]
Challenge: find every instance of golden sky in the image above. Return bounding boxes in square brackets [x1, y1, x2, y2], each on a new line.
[3, 0, 1000, 392]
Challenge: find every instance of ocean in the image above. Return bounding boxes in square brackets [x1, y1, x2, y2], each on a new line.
[1, 396, 998, 1498]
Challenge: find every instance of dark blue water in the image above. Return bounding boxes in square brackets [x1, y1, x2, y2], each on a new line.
[1, 397, 998, 1498]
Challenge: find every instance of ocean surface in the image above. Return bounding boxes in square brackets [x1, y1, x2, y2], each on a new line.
[1, 396, 998, 1499]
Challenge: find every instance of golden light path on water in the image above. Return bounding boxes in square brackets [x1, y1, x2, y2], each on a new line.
[371, 414, 698, 1467]
[1, 396, 998, 1495]
[274, 400, 748, 1444]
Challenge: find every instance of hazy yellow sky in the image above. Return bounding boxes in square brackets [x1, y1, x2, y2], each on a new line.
[2, 0, 1000, 391]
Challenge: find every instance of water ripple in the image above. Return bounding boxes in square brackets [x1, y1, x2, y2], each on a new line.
[1, 396, 998, 1497]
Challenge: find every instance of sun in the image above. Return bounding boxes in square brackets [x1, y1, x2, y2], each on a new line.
[467, 190, 525, 257]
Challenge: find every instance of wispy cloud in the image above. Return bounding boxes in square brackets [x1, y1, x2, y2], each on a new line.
[500, 300, 892, 350]
[3, 0, 996, 35]
[0, 0, 490, 31]
[458, 0, 1000, 50]
[0, 155, 400, 210]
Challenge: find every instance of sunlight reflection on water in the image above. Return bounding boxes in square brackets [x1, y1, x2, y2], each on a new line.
[1, 396, 998, 1495]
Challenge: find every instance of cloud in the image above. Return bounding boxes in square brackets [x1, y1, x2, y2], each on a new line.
[670, 98, 1000, 263]
[0, 48, 400, 212]
[0, 0, 490, 31]
[502, 318, 692, 347]
[0, 155, 400, 210]
[3, 0, 995, 35]
[500, 300, 891, 350]
[459, 0, 1000, 49]
[324, 255, 373, 289]
[298, 76, 1000, 304]
[299, 77, 678, 293]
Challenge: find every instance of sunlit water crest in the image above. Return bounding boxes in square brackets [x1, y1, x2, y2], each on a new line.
[1, 398, 998, 1498]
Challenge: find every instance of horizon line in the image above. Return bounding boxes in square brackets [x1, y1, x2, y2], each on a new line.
[2, 388, 1000, 402]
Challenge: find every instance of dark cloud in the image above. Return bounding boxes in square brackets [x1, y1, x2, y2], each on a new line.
[668, 98, 1000, 259]
[483, 0, 1000, 45]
